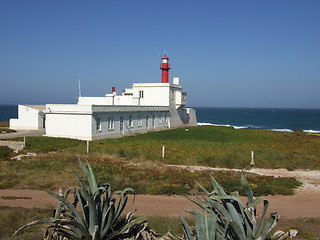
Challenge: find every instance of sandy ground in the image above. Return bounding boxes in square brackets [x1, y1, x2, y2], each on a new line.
[1, 166, 320, 219]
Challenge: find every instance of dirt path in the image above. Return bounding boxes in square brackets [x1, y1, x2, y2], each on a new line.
[1, 166, 320, 219]
[166, 164, 320, 186]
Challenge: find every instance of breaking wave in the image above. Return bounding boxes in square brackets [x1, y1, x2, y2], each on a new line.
[304, 129, 320, 134]
[197, 122, 320, 133]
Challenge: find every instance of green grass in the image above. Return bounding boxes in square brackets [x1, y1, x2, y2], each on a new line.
[22, 136, 82, 153]
[77, 126, 320, 170]
[2, 125, 315, 195]
[0, 155, 301, 196]
[0, 206, 52, 240]
[0, 127, 15, 133]
[14, 126, 320, 170]
[0, 146, 14, 161]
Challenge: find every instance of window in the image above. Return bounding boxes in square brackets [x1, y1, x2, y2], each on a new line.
[146, 115, 149, 129]
[120, 117, 124, 134]
[108, 117, 114, 130]
[138, 115, 142, 127]
[139, 90, 144, 98]
[96, 117, 101, 131]
[129, 115, 133, 127]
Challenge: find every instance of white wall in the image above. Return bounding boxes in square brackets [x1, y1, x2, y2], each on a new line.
[45, 114, 93, 140]
[46, 104, 92, 113]
[78, 97, 108, 105]
[114, 96, 136, 105]
[132, 83, 171, 106]
[10, 105, 44, 130]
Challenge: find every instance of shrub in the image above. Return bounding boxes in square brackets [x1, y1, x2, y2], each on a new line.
[12, 159, 147, 240]
[0, 146, 13, 160]
[180, 172, 298, 239]
[0, 127, 15, 133]
[0, 181, 16, 189]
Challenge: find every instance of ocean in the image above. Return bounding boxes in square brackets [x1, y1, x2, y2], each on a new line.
[1, 105, 319, 133]
[194, 107, 320, 133]
[0, 105, 17, 122]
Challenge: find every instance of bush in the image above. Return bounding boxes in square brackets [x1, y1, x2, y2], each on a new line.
[0, 127, 15, 133]
[0, 146, 13, 160]
[0, 181, 16, 189]
[180, 173, 298, 239]
[12, 159, 147, 240]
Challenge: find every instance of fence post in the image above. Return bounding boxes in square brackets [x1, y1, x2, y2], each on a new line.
[87, 141, 90, 154]
[250, 151, 255, 165]
[162, 145, 165, 158]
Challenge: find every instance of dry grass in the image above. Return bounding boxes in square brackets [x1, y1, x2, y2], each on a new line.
[0, 121, 9, 127]
[0, 206, 52, 239]
[1, 206, 320, 240]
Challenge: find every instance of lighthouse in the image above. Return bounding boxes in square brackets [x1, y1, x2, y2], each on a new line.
[160, 53, 171, 83]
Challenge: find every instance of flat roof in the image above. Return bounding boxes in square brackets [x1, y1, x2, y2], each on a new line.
[25, 105, 46, 110]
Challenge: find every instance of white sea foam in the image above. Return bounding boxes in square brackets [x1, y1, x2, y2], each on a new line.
[233, 126, 247, 129]
[270, 129, 293, 132]
[197, 122, 320, 133]
[198, 122, 232, 127]
[198, 122, 248, 130]
[304, 129, 320, 134]
[197, 122, 215, 126]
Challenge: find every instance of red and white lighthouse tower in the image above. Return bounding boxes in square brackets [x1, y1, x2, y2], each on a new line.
[160, 53, 171, 83]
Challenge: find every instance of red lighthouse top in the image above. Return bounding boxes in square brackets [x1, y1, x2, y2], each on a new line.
[162, 54, 169, 60]
[160, 53, 171, 83]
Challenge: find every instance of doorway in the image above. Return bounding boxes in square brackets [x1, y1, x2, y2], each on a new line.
[120, 117, 124, 135]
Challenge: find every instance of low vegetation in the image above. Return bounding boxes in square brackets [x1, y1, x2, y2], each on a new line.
[0, 207, 51, 240]
[0, 155, 301, 196]
[0, 127, 15, 134]
[0, 146, 14, 161]
[9, 162, 299, 240]
[1, 125, 318, 238]
[181, 173, 298, 239]
[12, 159, 147, 240]
[2, 207, 320, 239]
[14, 126, 320, 170]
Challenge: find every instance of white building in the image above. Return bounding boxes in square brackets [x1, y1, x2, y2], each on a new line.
[10, 55, 197, 140]
[10, 105, 46, 130]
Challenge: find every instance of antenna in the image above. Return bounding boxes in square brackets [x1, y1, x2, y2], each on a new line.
[158, 52, 162, 63]
[78, 78, 82, 98]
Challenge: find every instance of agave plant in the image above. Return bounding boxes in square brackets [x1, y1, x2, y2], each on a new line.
[12, 159, 145, 240]
[180, 172, 298, 240]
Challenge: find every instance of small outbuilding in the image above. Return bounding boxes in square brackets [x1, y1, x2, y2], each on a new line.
[10, 105, 46, 130]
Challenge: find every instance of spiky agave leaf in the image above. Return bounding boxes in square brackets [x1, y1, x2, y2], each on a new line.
[54, 186, 74, 219]
[46, 190, 87, 228]
[180, 215, 194, 240]
[241, 171, 254, 205]
[12, 159, 145, 240]
[11, 218, 91, 239]
[181, 172, 291, 240]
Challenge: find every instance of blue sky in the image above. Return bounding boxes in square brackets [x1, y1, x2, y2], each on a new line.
[1, 0, 319, 108]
